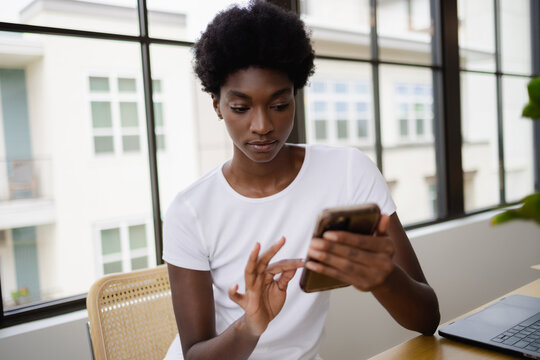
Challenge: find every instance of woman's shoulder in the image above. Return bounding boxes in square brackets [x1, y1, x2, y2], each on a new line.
[165, 165, 223, 215]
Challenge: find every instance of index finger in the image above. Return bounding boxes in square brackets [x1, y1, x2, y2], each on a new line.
[244, 242, 261, 287]
[266, 259, 305, 275]
[256, 236, 286, 273]
[321, 231, 393, 253]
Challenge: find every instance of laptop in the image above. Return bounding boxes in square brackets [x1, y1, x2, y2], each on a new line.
[439, 294, 540, 359]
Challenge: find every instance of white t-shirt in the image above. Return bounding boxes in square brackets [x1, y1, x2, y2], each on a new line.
[163, 144, 396, 360]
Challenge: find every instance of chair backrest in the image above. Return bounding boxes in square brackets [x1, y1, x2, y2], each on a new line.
[87, 265, 178, 360]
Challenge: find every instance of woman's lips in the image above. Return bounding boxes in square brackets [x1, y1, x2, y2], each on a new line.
[247, 140, 278, 152]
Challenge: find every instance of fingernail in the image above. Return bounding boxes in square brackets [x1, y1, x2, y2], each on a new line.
[323, 232, 338, 241]
[311, 238, 324, 248]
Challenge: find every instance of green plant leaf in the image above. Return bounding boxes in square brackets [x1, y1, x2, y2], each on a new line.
[491, 210, 523, 225]
[522, 102, 540, 119]
[519, 193, 540, 223]
[492, 193, 540, 226]
[528, 76, 540, 107]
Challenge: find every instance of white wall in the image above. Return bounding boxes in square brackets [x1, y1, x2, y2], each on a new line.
[1, 211, 540, 360]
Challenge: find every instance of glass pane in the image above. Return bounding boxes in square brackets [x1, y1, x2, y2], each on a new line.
[335, 102, 348, 112]
[461, 72, 499, 211]
[104, 261, 123, 275]
[94, 136, 114, 154]
[500, 0, 531, 75]
[89, 77, 110, 92]
[154, 102, 164, 126]
[147, 1, 240, 41]
[314, 120, 328, 140]
[91, 102, 112, 128]
[502, 76, 534, 202]
[156, 134, 166, 151]
[1, 0, 138, 35]
[129, 224, 147, 250]
[300, 0, 371, 59]
[131, 256, 148, 270]
[458, 0, 495, 71]
[0, 34, 155, 311]
[150, 45, 231, 214]
[416, 118, 424, 135]
[122, 135, 140, 152]
[304, 59, 374, 155]
[377, 0, 432, 65]
[336, 119, 348, 139]
[380, 65, 436, 224]
[119, 102, 139, 127]
[152, 79, 162, 93]
[399, 119, 409, 136]
[118, 78, 137, 93]
[101, 228, 121, 255]
[313, 102, 327, 112]
[357, 119, 368, 138]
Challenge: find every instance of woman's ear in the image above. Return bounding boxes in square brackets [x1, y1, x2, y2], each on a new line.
[211, 93, 223, 119]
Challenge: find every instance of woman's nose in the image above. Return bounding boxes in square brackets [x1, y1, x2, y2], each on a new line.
[250, 108, 273, 134]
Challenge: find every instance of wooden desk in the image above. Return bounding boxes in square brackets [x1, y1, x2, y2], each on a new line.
[368, 278, 540, 360]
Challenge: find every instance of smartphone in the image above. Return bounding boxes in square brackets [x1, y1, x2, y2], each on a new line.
[299, 203, 381, 293]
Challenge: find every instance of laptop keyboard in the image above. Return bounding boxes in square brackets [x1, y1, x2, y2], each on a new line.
[491, 316, 540, 352]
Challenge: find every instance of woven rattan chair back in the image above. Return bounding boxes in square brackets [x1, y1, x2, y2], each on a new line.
[87, 265, 178, 360]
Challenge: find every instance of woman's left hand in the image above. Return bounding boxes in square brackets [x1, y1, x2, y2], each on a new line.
[305, 214, 396, 291]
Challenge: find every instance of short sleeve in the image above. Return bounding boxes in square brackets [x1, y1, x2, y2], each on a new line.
[162, 195, 210, 271]
[347, 148, 397, 216]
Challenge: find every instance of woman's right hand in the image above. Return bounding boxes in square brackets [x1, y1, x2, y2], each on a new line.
[228, 237, 304, 336]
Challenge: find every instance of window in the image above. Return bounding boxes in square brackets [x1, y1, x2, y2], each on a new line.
[459, 0, 534, 211]
[89, 75, 143, 155]
[312, 81, 326, 93]
[88, 75, 166, 155]
[357, 119, 369, 138]
[336, 119, 348, 139]
[0, 0, 537, 328]
[314, 119, 328, 140]
[334, 82, 348, 93]
[394, 83, 433, 142]
[305, 74, 373, 146]
[313, 101, 327, 112]
[97, 222, 152, 276]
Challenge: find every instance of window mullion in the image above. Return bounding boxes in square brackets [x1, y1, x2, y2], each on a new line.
[493, 0, 506, 204]
[137, 0, 163, 265]
[437, 0, 463, 218]
[531, 0, 540, 192]
[268, 0, 305, 144]
[370, 0, 383, 172]
[430, 0, 448, 219]
[111, 76, 122, 156]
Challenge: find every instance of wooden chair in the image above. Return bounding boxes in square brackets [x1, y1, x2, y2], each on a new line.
[87, 265, 178, 360]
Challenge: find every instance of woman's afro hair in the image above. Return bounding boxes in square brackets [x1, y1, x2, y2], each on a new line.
[193, 1, 315, 95]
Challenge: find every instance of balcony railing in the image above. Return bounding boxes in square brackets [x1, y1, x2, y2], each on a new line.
[0, 158, 52, 202]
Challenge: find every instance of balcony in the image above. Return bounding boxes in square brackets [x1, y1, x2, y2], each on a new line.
[0, 158, 55, 229]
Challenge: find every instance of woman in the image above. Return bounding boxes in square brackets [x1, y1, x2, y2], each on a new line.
[163, 2, 440, 359]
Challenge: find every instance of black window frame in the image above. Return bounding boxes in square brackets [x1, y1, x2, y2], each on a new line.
[0, 0, 538, 328]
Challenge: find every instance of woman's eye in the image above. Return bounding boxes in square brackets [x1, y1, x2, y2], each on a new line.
[272, 103, 290, 111]
[231, 106, 249, 113]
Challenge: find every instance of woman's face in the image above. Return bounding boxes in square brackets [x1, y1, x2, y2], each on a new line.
[213, 67, 295, 164]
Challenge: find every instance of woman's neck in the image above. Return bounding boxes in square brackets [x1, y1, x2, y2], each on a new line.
[223, 144, 305, 198]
